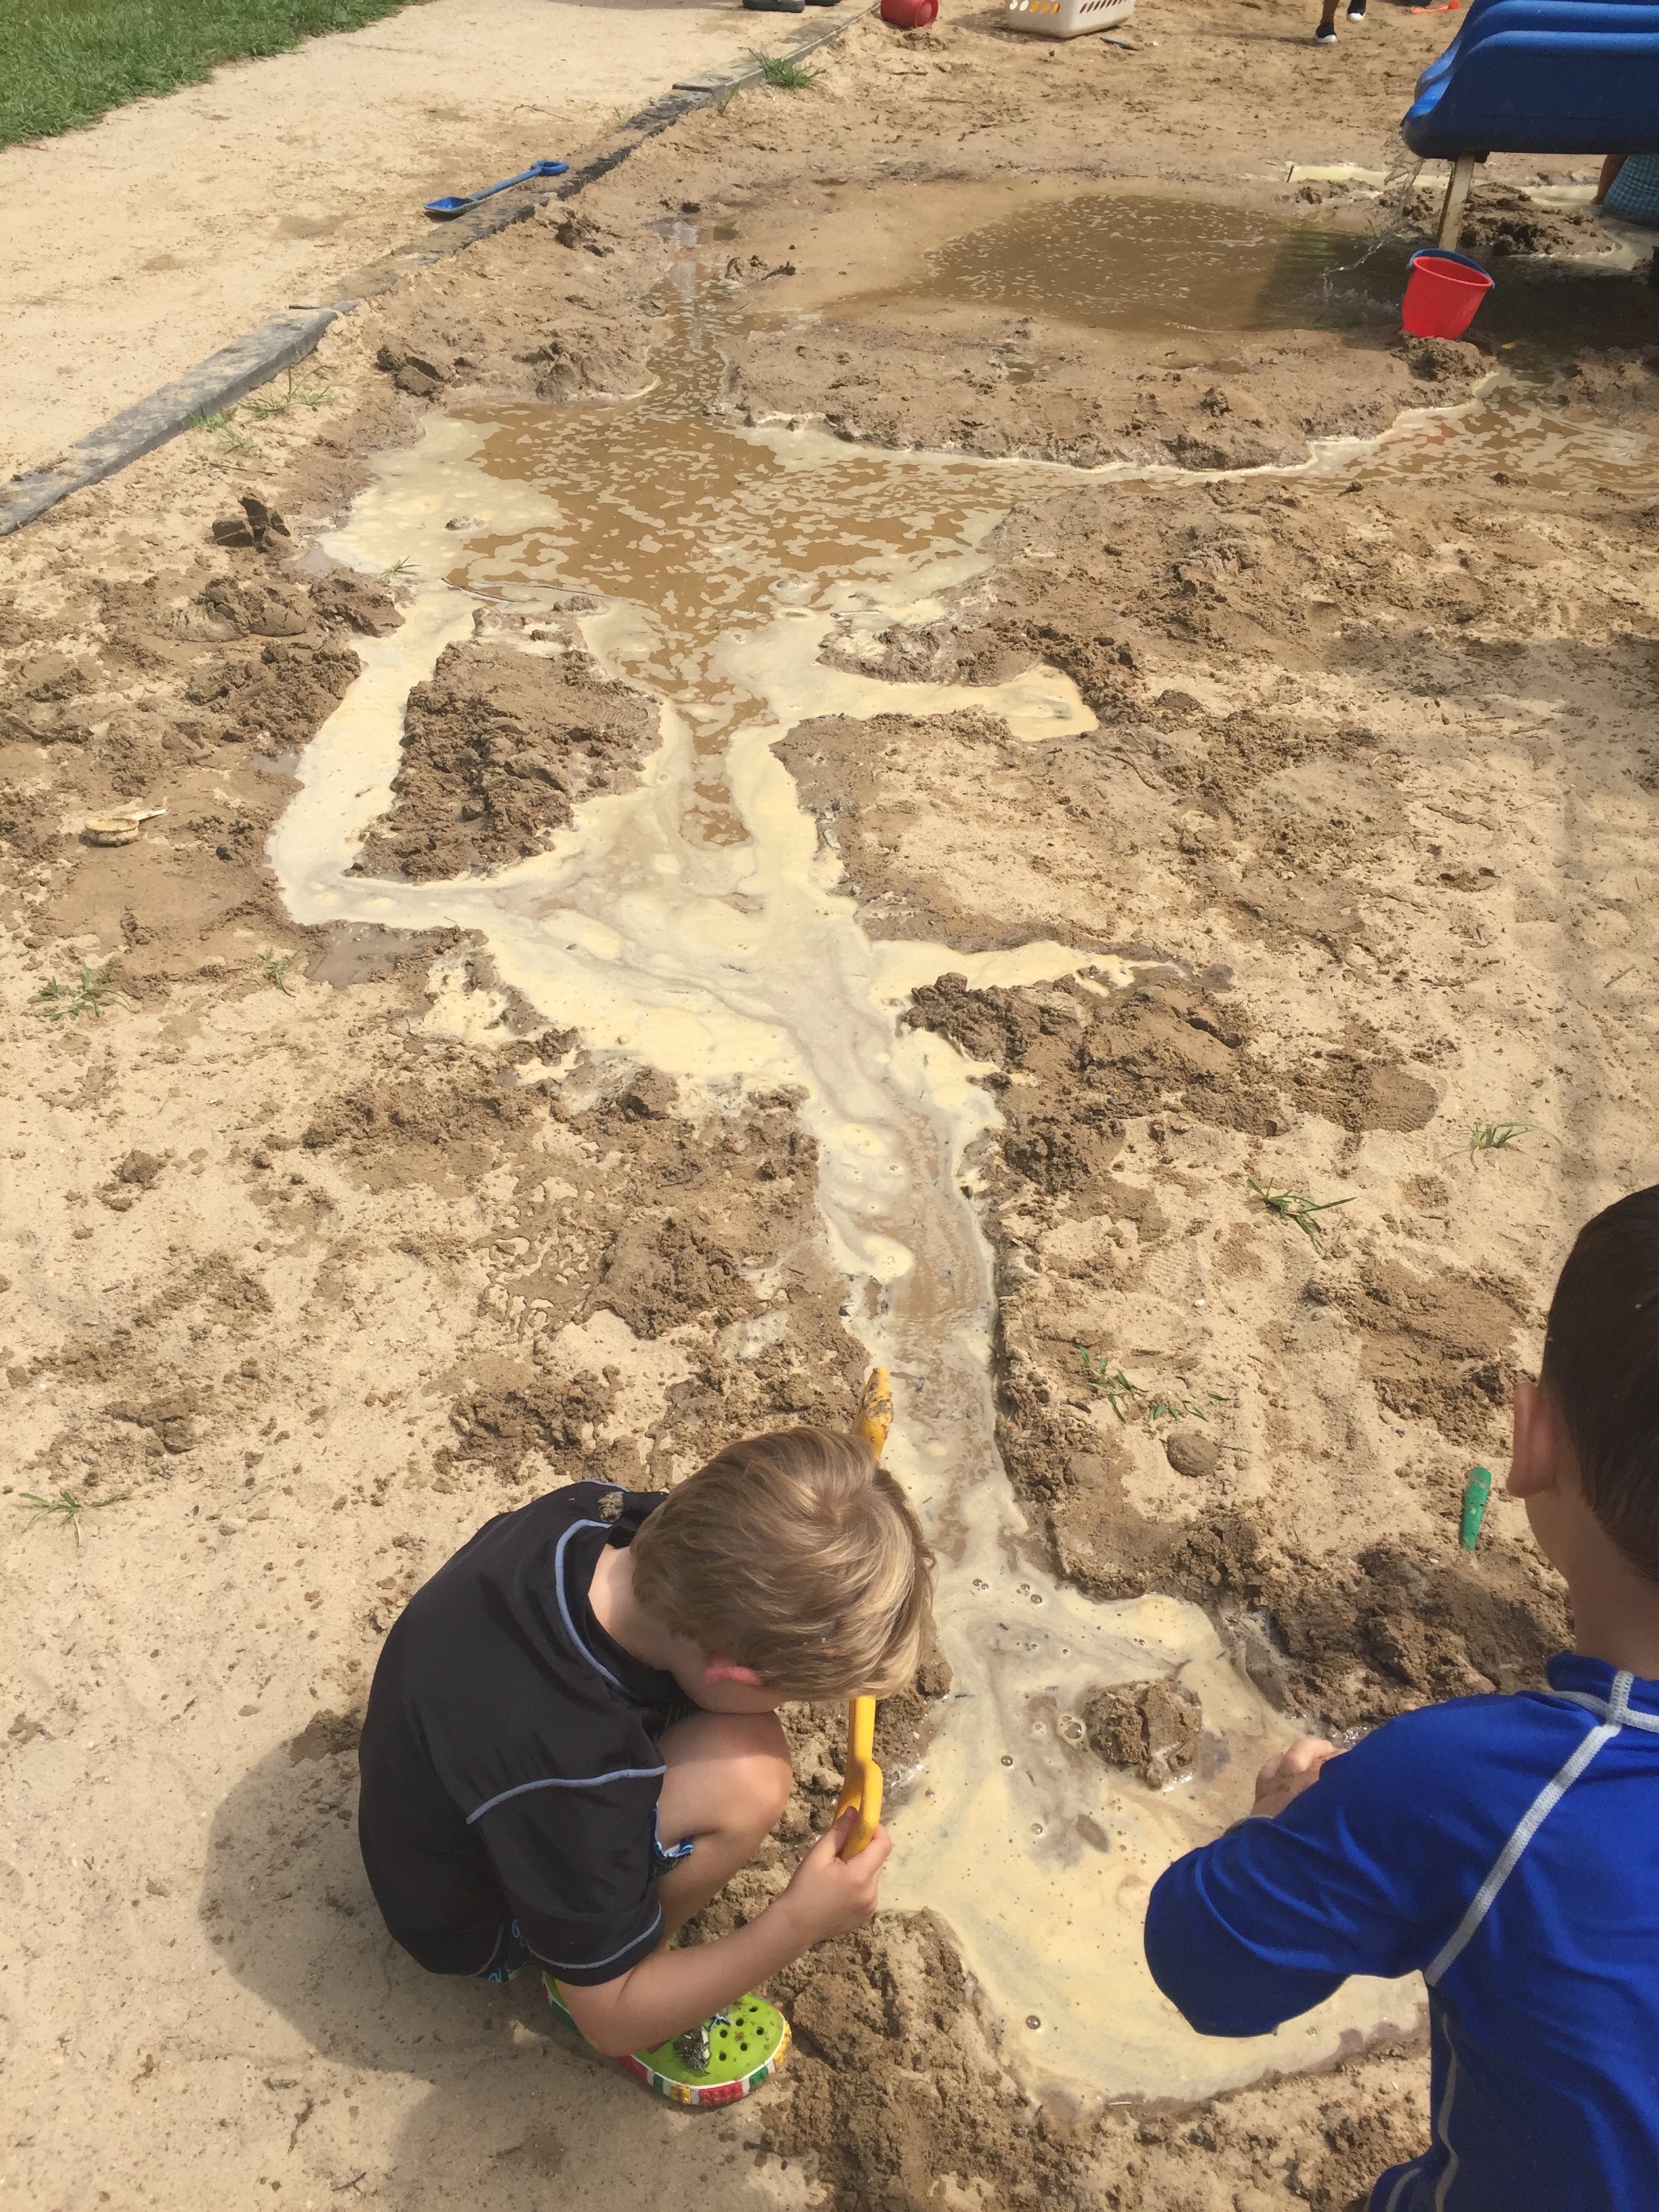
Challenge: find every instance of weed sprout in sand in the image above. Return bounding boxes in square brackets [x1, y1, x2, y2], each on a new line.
[1248, 1176, 1355, 1254]
[1469, 1118, 1560, 1160]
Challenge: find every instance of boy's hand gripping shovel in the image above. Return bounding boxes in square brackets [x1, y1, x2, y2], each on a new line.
[835, 1368, 893, 1858]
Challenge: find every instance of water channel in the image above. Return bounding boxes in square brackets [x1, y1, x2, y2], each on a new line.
[270, 207, 1658, 2102]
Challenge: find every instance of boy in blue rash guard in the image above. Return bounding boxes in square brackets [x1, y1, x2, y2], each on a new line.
[1144, 1185, 1659, 2212]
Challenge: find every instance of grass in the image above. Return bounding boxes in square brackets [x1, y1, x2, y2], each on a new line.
[3, 0, 426, 148]
[189, 406, 248, 451]
[19, 1488, 127, 1540]
[1076, 1347, 1222, 1427]
[380, 556, 416, 583]
[1248, 1176, 1354, 1254]
[747, 47, 821, 89]
[243, 372, 331, 421]
[188, 373, 329, 450]
[258, 948, 300, 994]
[1470, 1118, 1559, 1161]
[33, 962, 127, 1021]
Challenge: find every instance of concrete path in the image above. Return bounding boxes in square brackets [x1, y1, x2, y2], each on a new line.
[1, 0, 775, 478]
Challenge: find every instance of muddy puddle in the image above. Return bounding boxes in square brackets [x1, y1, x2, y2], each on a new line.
[923, 192, 1387, 336]
[268, 201, 1659, 2104]
[804, 180, 1659, 359]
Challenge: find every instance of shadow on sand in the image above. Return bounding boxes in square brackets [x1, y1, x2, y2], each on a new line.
[202, 1723, 809, 2210]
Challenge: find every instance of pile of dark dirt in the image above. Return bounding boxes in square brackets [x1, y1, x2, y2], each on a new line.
[0, 529, 422, 981]
[1460, 188, 1601, 259]
[998, 1364, 1565, 1735]
[1336, 1256, 1528, 1447]
[285, 1044, 871, 1490]
[448, 1368, 619, 1483]
[904, 971, 1438, 1172]
[749, 1905, 1429, 2212]
[353, 634, 660, 881]
[760, 1910, 1097, 2212]
[1555, 345, 1659, 424]
[724, 316, 1427, 474]
[293, 1045, 544, 1185]
[366, 205, 671, 410]
[1265, 1540, 1570, 1728]
[1083, 1677, 1204, 1788]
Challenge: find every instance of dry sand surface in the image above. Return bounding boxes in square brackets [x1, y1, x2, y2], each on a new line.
[5, 2, 1659, 2207]
[0, 0, 785, 478]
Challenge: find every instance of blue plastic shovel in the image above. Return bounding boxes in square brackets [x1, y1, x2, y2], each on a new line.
[425, 158, 569, 218]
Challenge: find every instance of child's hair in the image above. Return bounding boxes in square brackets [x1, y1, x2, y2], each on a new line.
[1542, 1183, 1659, 1581]
[628, 1426, 934, 1699]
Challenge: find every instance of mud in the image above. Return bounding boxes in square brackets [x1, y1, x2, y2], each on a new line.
[1083, 1676, 1204, 1786]
[354, 628, 662, 881]
[726, 308, 1426, 472]
[758, 1906, 1431, 2212]
[5, 3, 1659, 2208]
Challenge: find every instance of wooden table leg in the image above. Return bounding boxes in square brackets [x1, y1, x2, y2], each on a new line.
[1437, 152, 1477, 248]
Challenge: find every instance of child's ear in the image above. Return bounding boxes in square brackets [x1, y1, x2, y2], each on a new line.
[701, 1658, 768, 1687]
[1510, 1376, 1572, 1498]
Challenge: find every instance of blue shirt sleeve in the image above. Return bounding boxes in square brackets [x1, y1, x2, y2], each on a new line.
[1145, 1706, 1490, 2036]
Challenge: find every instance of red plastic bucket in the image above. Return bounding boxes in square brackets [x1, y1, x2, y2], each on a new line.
[1401, 248, 1493, 340]
[881, 0, 937, 23]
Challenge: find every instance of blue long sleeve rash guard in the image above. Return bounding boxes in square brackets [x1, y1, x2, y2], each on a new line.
[1144, 1655, 1659, 2212]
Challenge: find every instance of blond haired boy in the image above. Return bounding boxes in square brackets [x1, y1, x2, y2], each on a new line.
[359, 1427, 931, 2098]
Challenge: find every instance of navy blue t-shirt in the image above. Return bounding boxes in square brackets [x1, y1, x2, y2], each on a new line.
[359, 1482, 693, 1985]
[1145, 1655, 1659, 2211]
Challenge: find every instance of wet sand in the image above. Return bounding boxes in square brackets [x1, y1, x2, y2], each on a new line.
[3, 5, 1658, 2206]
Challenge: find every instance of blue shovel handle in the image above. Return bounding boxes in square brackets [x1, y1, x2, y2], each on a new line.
[425, 158, 569, 218]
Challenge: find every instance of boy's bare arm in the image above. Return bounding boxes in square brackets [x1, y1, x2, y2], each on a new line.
[560, 1809, 890, 2057]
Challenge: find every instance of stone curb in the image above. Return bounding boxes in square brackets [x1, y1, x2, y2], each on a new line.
[0, 308, 344, 537]
[0, 5, 871, 539]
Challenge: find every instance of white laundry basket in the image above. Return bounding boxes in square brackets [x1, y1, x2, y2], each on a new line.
[1004, 0, 1133, 36]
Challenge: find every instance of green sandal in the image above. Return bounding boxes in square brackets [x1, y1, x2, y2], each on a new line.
[544, 1974, 790, 2107]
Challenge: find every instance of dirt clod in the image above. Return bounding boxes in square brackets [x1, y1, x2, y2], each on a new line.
[1083, 1677, 1204, 1786]
[352, 638, 659, 880]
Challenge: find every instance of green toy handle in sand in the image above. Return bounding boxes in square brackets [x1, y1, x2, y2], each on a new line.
[834, 1368, 894, 1859]
[1460, 1465, 1492, 1551]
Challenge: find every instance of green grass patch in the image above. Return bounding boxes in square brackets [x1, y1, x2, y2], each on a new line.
[2, 0, 427, 148]
[746, 47, 821, 89]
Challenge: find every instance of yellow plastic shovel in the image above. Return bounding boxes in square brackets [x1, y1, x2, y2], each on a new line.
[834, 1368, 893, 1859]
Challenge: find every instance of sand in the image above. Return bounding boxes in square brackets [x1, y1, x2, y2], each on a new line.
[0, 0, 794, 480]
[5, 1, 1659, 2205]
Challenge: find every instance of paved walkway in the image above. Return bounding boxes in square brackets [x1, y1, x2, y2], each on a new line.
[1, 0, 771, 477]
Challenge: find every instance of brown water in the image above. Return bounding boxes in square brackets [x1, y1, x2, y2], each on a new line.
[908, 189, 1659, 359]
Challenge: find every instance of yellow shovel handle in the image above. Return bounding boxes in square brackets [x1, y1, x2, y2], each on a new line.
[855, 1367, 893, 1462]
[836, 1693, 882, 1858]
[835, 1368, 893, 1860]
